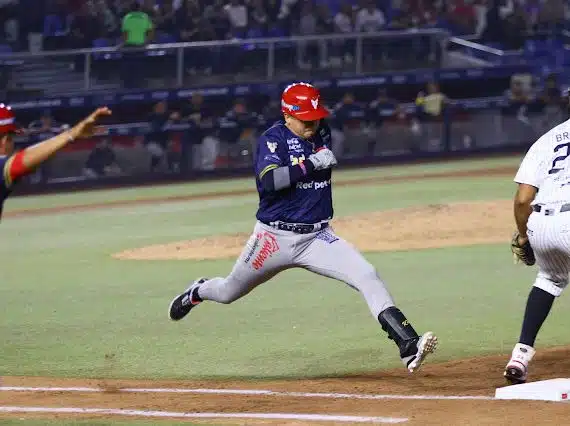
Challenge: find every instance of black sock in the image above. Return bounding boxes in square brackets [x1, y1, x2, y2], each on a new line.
[519, 287, 555, 347]
[378, 307, 419, 357]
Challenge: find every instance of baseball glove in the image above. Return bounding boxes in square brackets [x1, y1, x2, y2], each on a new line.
[511, 231, 535, 266]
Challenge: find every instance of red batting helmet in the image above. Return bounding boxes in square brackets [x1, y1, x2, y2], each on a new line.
[0, 104, 20, 134]
[281, 82, 330, 121]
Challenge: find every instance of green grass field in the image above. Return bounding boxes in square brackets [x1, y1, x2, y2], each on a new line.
[3, 156, 567, 383]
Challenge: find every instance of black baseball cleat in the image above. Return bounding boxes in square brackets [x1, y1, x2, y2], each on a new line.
[168, 278, 207, 321]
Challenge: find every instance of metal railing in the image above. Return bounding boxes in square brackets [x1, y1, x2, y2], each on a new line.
[448, 36, 523, 65]
[0, 29, 449, 92]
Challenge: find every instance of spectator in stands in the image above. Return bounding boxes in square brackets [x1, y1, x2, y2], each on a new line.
[92, 0, 119, 37]
[27, 109, 66, 183]
[177, 0, 200, 42]
[145, 100, 178, 173]
[218, 98, 259, 165]
[154, 0, 177, 41]
[259, 96, 282, 129]
[265, 0, 282, 24]
[122, 1, 154, 47]
[415, 81, 447, 119]
[278, 0, 301, 33]
[224, 0, 248, 39]
[538, 73, 564, 133]
[68, 3, 98, 49]
[82, 138, 122, 179]
[354, 0, 385, 32]
[541, 73, 561, 104]
[28, 109, 64, 135]
[121, 1, 154, 89]
[332, 2, 355, 66]
[203, 0, 230, 39]
[505, 75, 531, 107]
[415, 81, 448, 150]
[503, 1, 529, 49]
[177, 1, 217, 75]
[180, 93, 214, 172]
[502, 74, 535, 143]
[1, 0, 19, 46]
[412, 0, 440, 28]
[537, 0, 565, 32]
[295, 1, 328, 70]
[332, 91, 368, 157]
[367, 87, 399, 154]
[43, 0, 71, 50]
[477, 0, 513, 42]
[250, 0, 269, 36]
[446, 0, 476, 35]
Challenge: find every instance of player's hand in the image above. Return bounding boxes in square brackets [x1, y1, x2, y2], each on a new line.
[308, 148, 337, 171]
[69, 107, 112, 140]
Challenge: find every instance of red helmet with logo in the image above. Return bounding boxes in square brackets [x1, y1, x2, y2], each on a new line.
[281, 82, 330, 121]
[0, 104, 20, 134]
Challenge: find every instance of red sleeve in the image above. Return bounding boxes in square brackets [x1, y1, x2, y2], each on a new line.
[4, 151, 28, 187]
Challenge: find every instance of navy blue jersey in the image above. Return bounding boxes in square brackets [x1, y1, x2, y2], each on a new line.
[255, 120, 333, 224]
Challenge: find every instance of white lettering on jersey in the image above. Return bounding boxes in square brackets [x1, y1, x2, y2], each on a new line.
[515, 118, 570, 204]
[296, 179, 331, 190]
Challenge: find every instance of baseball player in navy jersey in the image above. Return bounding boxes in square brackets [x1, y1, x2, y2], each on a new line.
[169, 82, 438, 373]
[0, 104, 111, 219]
[505, 91, 570, 384]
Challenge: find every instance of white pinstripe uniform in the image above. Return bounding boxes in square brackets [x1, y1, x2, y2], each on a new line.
[515, 118, 570, 297]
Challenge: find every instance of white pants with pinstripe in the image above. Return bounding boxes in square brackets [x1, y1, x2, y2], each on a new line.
[527, 205, 570, 297]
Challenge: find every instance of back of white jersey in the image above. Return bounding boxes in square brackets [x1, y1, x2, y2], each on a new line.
[514, 117, 570, 205]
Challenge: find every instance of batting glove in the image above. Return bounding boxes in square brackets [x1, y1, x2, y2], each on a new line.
[308, 148, 338, 171]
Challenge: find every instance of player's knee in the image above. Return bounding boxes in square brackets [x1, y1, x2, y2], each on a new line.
[350, 266, 381, 290]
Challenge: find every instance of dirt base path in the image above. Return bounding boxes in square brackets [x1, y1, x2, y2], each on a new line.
[2, 347, 570, 425]
[113, 200, 514, 261]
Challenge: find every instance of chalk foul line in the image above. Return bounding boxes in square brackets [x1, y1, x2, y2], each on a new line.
[0, 386, 494, 400]
[0, 406, 408, 423]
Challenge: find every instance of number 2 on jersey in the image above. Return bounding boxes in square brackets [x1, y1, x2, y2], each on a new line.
[548, 142, 570, 175]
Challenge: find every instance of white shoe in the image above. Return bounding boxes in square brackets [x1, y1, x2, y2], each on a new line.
[405, 332, 438, 373]
[504, 343, 536, 384]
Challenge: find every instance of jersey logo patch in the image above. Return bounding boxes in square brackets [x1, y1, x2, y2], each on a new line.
[246, 232, 280, 270]
[316, 229, 339, 244]
[290, 154, 306, 166]
[287, 138, 304, 153]
[267, 141, 278, 153]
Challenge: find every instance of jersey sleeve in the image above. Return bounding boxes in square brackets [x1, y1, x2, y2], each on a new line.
[514, 140, 547, 188]
[255, 134, 286, 179]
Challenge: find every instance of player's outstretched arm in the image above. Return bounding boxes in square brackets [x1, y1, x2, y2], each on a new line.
[19, 107, 112, 173]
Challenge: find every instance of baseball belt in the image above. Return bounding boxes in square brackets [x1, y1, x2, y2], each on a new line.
[532, 203, 570, 216]
[263, 220, 329, 234]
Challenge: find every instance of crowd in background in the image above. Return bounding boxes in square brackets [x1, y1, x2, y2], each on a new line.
[17, 72, 566, 181]
[0, 0, 569, 53]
